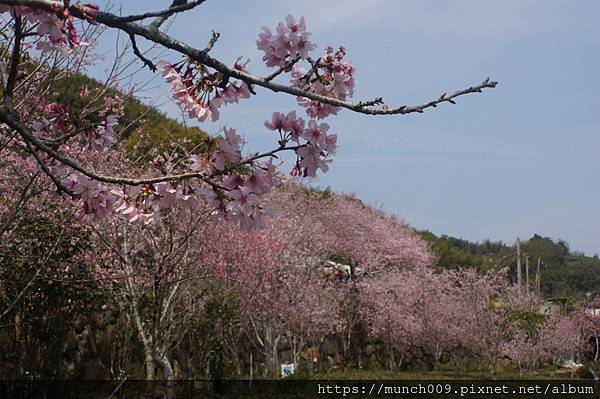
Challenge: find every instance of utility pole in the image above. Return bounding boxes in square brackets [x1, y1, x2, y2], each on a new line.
[535, 257, 541, 295]
[516, 239, 522, 289]
[525, 255, 530, 293]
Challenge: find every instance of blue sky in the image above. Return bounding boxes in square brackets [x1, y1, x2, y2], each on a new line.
[92, 1, 599, 255]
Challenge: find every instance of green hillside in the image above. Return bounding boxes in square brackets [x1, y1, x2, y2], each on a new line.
[50, 74, 211, 162]
[419, 231, 600, 299]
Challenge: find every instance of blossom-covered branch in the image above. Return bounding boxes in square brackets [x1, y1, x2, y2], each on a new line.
[0, 0, 497, 115]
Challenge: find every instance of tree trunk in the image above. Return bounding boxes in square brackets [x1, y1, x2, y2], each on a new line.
[387, 345, 396, 371]
[290, 335, 304, 373]
[121, 229, 159, 381]
[143, 346, 155, 380]
[271, 339, 280, 378]
[263, 326, 280, 378]
[158, 353, 175, 380]
[433, 344, 441, 371]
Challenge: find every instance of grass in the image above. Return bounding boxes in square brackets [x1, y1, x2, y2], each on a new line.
[309, 369, 572, 380]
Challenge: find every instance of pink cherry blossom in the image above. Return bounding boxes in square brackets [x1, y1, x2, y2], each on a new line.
[285, 111, 305, 142]
[152, 182, 179, 210]
[264, 111, 306, 144]
[35, 12, 63, 42]
[244, 169, 273, 195]
[197, 185, 222, 210]
[87, 115, 117, 151]
[302, 120, 329, 145]
[264, 111, 287, 131]
[223, 174, 245, 190]
[291, 46, 356, 119]
[31, 118, 51, 138]
[296, 144, 330, 177]
[228, 186, 259, 217]
[256, 15, 316, 68]
[211, 127, 242, 170]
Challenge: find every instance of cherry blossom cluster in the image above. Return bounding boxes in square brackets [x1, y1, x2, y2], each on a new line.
[0, 2, 98, 52]
[18, 13, 353, 230]
[264, 111, 337, 177]
[107, 169, 275, 229]
[256, 15, 316, 67]
[205, 126, 277, 227]
[107, 126, 276, 228]
[31, 111, 116, 152]
[223, 162, 276, 229]
[158, 57, 251, 123]
[86, 115, 117, 151]
[112, 184, 184, 224]
[255, 18, 354, 175]
[29, 104, 277, 227]
[256, 16, 355, 119]
[150, 15, 350, 227]
[57, 171, 199, 225]
[291, 46, 356, 119]
[62, 173, 115, 220]
[27, 112, 118, 221]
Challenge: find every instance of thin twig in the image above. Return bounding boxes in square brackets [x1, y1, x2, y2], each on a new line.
[129, 32, 156, 71]
[265, 55, 301, 83]
[123, 1, 207, 24]
[107, 375, 128, 399]
[204, 30, 220, 53]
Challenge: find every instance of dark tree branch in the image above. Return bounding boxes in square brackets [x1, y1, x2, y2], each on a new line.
[264, 55, 301, 83]
[129, 32, 156, 71]
[121, 0, 207, 24]
[4, 15, 23, 106]
[357, 97, 384, 107]
[0, 266, 42, 320]
[22, 134, 73, 196]
[0, 0, 498, 196]
[0, 172, 39, 236]
[0, 228, 67, 321]
[203, 30, 219, 53]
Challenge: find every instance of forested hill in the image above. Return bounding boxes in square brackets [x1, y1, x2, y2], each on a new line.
[56, 74, 599, 300]
[51, 73, 210, 163]
[418, 231, 600, 299]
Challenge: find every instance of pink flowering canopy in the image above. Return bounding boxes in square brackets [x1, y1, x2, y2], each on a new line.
[0, 0, 497, 229]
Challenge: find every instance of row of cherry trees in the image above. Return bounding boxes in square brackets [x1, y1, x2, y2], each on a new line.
[0, 131, 596, 378]
[2, 157, 595, 379]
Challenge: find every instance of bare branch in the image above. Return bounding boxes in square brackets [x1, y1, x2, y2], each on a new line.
[357, 97, 384, 107]
[128, 32, 156, 71]
[264, 55, 301, 83]
[203, 30, 220, 53]
[0, 265, 42, 320]
[3, 15, 23, 106]
[0, 172, 40, 236]
[121, 0, 208, 24]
